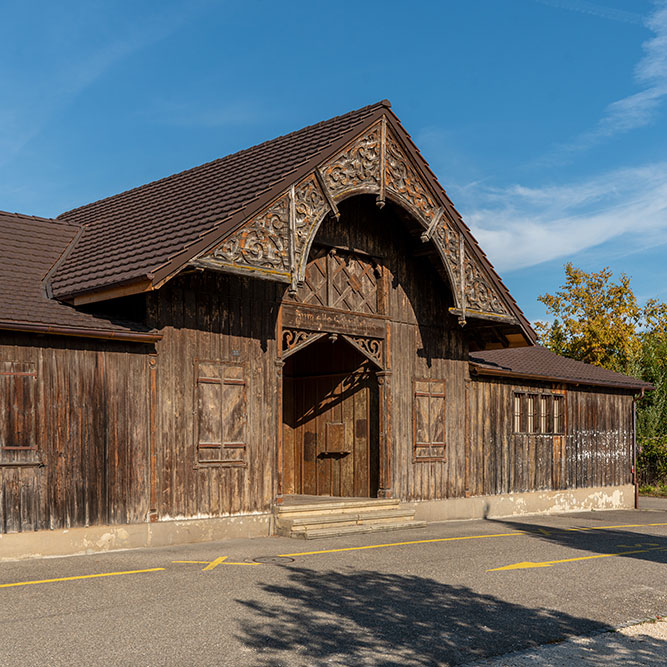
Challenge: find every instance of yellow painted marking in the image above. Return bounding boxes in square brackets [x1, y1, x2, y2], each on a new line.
[203, 556, 228, 570]
[0, 568, 164, 589]
[278, 532, 524, 557]
[488, 545, 667, 571]
[278, 522, 667, 559]
[223, 561, 259, 565]
[615, 543, 659, 548]
[199, 556, 258, 570]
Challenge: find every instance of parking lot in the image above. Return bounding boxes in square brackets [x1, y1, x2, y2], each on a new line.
[1, 501, 666, 666]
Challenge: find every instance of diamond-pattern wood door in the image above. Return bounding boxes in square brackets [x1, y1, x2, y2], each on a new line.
[296, 246, 380, 315]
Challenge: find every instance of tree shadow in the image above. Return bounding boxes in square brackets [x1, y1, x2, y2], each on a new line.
[487, 516, 667, 567]
[235, 566, 621, 666]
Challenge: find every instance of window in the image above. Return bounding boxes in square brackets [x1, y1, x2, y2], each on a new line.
[553, 395, 565, 435]
[195, 360, 247, 466]
[513, 391, 565, 435]
[514, 393, 524, 433]
[1, 361, 39, 464]
[413, 379, 446, 461]
[527, 394, 539, 433]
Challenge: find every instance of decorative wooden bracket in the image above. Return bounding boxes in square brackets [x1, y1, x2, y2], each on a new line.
[341, 334, 384, 369]
[420, 207, 444, 243]
[281, 328, 326, 359]
[315, 169, 340, 221]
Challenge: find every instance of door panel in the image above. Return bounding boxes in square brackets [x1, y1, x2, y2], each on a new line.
[291, 371, 377, 497]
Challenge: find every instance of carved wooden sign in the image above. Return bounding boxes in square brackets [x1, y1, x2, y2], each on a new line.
[190, 115, 516, 324]
[282, 303, 386, 339]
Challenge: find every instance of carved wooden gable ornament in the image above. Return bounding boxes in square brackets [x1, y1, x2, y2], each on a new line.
[190, 116, 515, 325]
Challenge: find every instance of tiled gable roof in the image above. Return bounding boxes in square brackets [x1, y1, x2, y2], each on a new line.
[470, 346, 652, 391]
[0, 211, 159, 340]
[51, 102, 388, 298]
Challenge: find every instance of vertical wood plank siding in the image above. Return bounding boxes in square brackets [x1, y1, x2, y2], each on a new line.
[0, 335, 151, 533]
[467, 377, 634, 496]
[146, 270, 281, 520]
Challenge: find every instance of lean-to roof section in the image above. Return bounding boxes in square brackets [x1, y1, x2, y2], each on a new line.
[470, 346, 653, 391]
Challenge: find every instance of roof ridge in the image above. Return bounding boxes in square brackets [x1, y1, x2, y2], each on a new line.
[57, 100, 391, 221]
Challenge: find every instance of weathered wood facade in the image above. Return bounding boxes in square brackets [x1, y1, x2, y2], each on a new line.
[0, 101, 649, 540]
[467, 377, 634, 498]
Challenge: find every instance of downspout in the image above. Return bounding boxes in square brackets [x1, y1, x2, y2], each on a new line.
[633, 391, 642, 510]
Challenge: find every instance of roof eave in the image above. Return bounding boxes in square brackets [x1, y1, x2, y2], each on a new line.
[469, 362, 654, 393]
[0, 319, 161, 343]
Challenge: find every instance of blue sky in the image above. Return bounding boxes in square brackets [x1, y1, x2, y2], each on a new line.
[2, 0, 666, 322]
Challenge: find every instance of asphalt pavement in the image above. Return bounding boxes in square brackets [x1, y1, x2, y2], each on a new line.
[1, 499, 666, 665]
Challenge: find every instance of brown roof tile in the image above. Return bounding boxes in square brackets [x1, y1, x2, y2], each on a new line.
[470, 346, 652, 391]
[0, 211, 159, 340]
[51, 101, 389, 298]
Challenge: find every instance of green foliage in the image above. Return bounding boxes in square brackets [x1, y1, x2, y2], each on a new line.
[537, 263, 667, 484]
[637, 437, 667, 487]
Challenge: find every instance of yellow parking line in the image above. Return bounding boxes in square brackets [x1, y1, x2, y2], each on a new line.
[203, 556, 228, 570]
[489, 545, 667, 571]
[0, 568, 165, 589]
[278, 532, 524, 557]
[278, 521, 667, 558]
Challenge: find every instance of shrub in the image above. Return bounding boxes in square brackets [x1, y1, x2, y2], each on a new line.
[637, 436, 667, 487]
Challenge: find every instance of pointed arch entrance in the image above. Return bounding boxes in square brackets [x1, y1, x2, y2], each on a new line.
[282, 336, 380, 497]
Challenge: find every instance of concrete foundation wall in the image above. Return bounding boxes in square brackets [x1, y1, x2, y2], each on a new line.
[0, 513, 272, 562]
[0, 484, 634, 561]
[407, 484, 634, 523]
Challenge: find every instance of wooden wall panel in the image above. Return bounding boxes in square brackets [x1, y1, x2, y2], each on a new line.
[468, 376, 635, 496]
[0, 333, 151, 534]
[146, 271, 280, 520]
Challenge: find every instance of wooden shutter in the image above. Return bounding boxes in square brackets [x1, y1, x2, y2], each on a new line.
[195, 361, 247, 466]
[0, 361, 38, 464]
[413, 379, 446, 462]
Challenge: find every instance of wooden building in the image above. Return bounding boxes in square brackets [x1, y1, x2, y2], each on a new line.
[0, 101, 651, 555]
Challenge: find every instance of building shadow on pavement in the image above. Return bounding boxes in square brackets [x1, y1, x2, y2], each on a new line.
[232, 565, 651, 666]
[487, 517, 667, 567]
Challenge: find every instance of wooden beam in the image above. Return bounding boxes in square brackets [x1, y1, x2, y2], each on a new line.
[315, 169, 340, 220]
[376, 116, 387, 209]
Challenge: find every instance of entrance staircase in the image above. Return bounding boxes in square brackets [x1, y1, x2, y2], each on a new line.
[274, 496, 426, 539]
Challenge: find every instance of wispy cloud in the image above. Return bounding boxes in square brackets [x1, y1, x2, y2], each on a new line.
[458, 162, 667, 272]
[532, 0, 644, 26]
[539, 1, 667, 163]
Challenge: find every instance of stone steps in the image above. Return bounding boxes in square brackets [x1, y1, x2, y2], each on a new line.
[274, 497, 426, 539]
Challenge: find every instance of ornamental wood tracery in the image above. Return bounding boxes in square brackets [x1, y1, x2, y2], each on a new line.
[191, 117, 515, 324]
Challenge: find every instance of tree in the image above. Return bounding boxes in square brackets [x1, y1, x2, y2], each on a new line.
[535, 263, 666, 375]
[536, 264, 667, 483]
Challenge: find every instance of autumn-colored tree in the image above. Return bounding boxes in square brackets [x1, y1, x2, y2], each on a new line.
[537, 264, 667, 479]
[535, 263, 666, 375]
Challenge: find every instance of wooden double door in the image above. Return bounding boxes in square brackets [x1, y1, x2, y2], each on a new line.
[283, 341, 379, 498]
